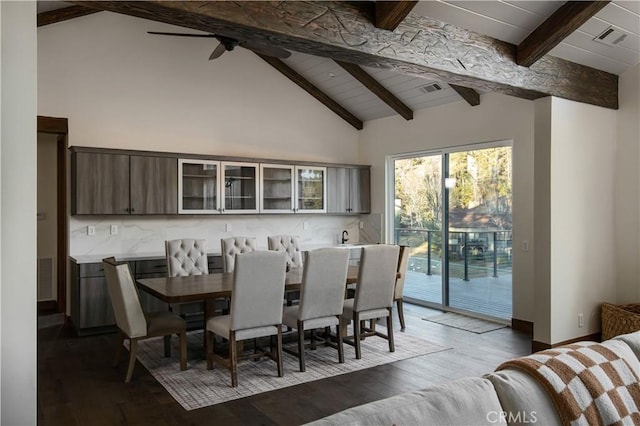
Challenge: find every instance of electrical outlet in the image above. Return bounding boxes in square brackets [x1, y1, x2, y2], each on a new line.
[303, 221, 309, 230]
[87, 226, 96, 236]
[359, 221, 364, 229]
[226, 223, 232, 232]
[110, 225, 118, 235]
[578, 313, 584, 328]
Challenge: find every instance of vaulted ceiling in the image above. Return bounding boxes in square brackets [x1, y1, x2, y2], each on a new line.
[37, 1, 640, 129]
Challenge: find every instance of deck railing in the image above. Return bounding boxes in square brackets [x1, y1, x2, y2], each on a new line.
[395, 228, 512, 281]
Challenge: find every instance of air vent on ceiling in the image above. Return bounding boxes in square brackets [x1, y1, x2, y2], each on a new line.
[419, 83, 442, 94]
[594, 26, 628, 47]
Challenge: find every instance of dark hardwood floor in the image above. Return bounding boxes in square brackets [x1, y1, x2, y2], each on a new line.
[38, 304, 531, 425]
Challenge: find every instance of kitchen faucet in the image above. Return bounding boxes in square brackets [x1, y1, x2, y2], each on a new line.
[341, 230, 349, 244]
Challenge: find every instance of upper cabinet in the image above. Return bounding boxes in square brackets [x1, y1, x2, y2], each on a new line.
[296, 166, 327, 213]
[72, 150, 177, 215]
[221, 162, 259, 214]
[178, 159, 220, 214]
[327, 167, 371, 214]
[260, 164, 295, 213]
[72, 147, 367, 216]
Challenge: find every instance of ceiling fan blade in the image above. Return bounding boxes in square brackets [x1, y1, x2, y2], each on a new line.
[209, 42, 227, 60]
[240, 40, 291, 59]
[147, 31, 217, 38]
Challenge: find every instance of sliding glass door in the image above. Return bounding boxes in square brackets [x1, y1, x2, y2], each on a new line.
[391, 143, 513, 320]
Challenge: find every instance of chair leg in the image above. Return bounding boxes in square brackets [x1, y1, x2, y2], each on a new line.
[336, 320, 344, 364]
[386, 308, 395, 353]
[397, 299, 406, 331]
[179, 329, 187, 371]
[113, 330, 125, 367]
[276, 325, 284, 378]
[206, 330, 214, 370]
[125, 338, 138, 383]
[229, 331, 238, 388]
[354, 313, 362, 359]
[297, 320, 306, 372]
[164, 335, 171, 358]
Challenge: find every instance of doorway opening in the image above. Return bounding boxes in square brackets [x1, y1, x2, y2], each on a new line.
[37, 116, 68, 318]
[389, 142, 512, 321]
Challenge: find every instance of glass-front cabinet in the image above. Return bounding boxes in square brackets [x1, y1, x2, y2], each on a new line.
[178, 159, 220, 214]
[221, 162, 259, 214]
[296, 166, 326, 213]
[260, 164, 295, 213]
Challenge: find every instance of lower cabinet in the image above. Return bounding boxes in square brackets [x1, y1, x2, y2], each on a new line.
[70, 255, 223, 335]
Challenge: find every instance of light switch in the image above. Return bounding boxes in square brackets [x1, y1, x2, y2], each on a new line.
[522, 240, 529, 251]
[110, 225, 118, 235]
[226, 223, 232, 232]
[303, 221, 309, 230]
[87, 226, 96, 236]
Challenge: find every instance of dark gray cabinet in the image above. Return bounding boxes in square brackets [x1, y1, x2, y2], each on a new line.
[73, 152, 130, 215]
[130, 155, 178, 214]
[327, 167, 370, 214]
[72, 149, 178, 215]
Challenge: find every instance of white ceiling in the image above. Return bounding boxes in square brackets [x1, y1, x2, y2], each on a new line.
[37, 1, 640, 122]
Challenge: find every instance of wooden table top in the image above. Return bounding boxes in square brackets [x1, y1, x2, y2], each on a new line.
[137, 266, 360, 304]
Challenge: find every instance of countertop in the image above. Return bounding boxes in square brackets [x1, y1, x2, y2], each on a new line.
[69, 243, 371, 264]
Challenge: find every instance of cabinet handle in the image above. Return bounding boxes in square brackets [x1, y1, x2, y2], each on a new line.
[131, 208, 135, 213]
[125, 208, 129, 213]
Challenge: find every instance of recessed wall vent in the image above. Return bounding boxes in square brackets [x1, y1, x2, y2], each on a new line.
[419, 83, 442, 94]
[594, 26, 628, 47]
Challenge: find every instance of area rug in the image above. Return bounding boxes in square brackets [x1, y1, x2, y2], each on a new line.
[423, 312, 508, 333]
[133, 327, 450, 410]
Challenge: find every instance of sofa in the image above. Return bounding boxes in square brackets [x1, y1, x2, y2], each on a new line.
[308, 331, 640, 425]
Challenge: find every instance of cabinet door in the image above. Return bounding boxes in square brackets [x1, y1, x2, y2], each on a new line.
[327, 167, 350, 214]
[260, 164, 295, 213]
[178, 159, 221, 214]
[296, 166, 326, 213]
[349, 168, 371, 214]
[79, 277, 116, 328]
[73, 152, 130, 214]
[222, 162, 259, 214]
[130, 156, 178, 214]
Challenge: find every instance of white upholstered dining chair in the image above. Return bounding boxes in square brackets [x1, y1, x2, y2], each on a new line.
[165, 238, 210, 322]
[221, 236, 257, 273]
[342, 244, 400, 359]
[282, 248, 350, 372]
[394, 245, 410, 331]
[268, 234, 303, 305]
[103, 257, 187, 383]
[205, 250, 287, 387]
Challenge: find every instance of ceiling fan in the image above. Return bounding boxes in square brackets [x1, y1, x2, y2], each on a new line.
[147, 31, 291, 60]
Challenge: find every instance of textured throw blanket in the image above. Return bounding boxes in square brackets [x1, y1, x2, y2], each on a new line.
[497, 342, 640, 426]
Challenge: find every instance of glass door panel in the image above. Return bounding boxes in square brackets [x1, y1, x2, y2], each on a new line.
[393, 155, 443, 305]
[260, 164, 294, 213]
[222, 162, 259, 214]
[178, 159, 220, 214]
[446, 147, 512, 319]
[296, 166, 326, 213]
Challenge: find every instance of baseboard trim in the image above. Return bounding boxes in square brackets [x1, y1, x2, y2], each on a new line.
[511, 318, 533, 335]
[532, 332, 602, 353]
[38, 300, 58, 315]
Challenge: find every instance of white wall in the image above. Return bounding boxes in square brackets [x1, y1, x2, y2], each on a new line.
[38, 12, 359, 162]
[358, 93, 536, 323]
[535, 97, 618, 344]
[615, 62, 640, 303]
[1, 2, 37, 424]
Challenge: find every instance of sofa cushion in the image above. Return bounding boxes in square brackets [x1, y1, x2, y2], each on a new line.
[485, 369, 560, 425]
[612, 330, 640, 362]
[306, 377, 506, 426]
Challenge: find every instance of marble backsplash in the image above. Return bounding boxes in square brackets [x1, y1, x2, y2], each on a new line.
[70, 214, 374, 257]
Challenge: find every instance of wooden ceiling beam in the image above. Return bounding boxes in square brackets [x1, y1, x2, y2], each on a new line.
[73, 1, 618, 109]
[449, 84, 480, 107]
[336, 60, 413, 120]
[374, 1, 418, 31]
[517, 1, 611, 67]
[257, 54, 363, 130]
[37, 5, 100, 27]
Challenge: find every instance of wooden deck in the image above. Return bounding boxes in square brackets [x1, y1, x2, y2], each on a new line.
[402, 268, 513, 320]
